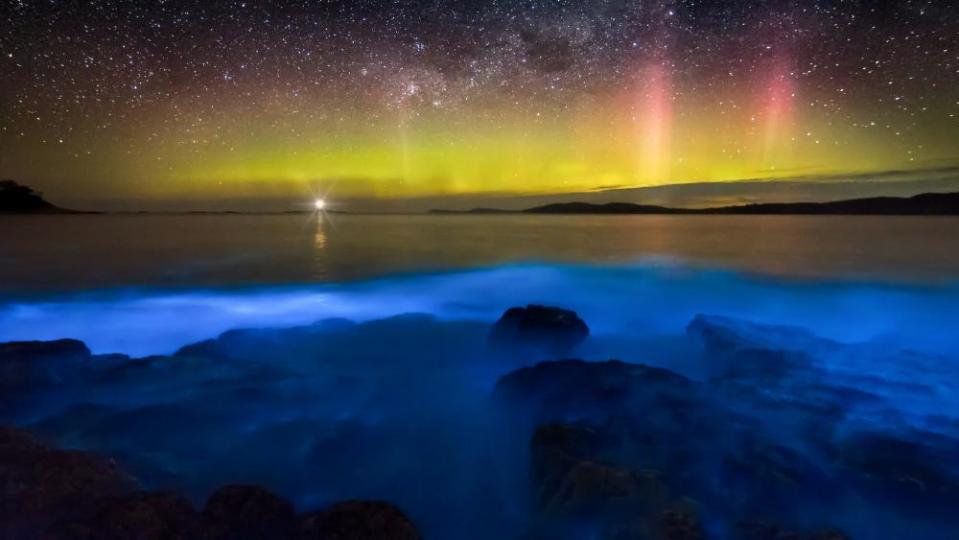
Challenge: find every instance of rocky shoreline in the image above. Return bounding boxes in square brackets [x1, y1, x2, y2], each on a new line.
[3, 305, 958, 538]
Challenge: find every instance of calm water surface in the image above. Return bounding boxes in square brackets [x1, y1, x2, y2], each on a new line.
[1, 214, 958, 296]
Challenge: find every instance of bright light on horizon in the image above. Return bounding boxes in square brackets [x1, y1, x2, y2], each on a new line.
[314, 199, 326, 210]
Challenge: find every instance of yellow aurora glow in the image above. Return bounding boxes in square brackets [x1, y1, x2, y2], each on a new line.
[4, 63, 956, 203]
[121, 98, 954, 197]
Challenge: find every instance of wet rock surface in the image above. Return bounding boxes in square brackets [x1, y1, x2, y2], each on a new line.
[0, 425, 423, 540]
[298, 500, 421, 540]
[3, 306, 959, 538]
[200, 485, 297, 539]
[46, 490, 199, 540]
[0, 426, 138, 539]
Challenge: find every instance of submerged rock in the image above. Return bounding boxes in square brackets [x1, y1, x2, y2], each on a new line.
[298, 500, 421, 540]
[686, 315, 822, 380]
[489, 305, 589, 356]
[200, 485, 296, 540]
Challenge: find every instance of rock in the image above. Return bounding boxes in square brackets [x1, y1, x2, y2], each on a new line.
[496, 359, 724, 495]
[489, 305, 589, 356]
[531, 424, 601, 507]
[650, 506, 706, 540]
[298, 500, 420, 540]
[600, 505, 704, 540]
[494, 359, 696, 424]
[0, 426, 138, 539]
[0, 339, 91, 359]
[834, 429, 959, 516]
[732, 520, 850, 540]
[543, 460, 667, 515]
[0, 339, 92, 395]
[200, 485, 296, 540]
[45, 490, 198, 540]
[0, 339, 98, 417]
[686, 315, 831, 357]
[685, 316, 822, 380]
[720, 439, 835, 516]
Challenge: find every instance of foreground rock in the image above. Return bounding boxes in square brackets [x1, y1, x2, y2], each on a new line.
[0, 426, 138, 539]
[201, 485, 296, 539]
[495, 358, 858, 539]
[489, 305, 589, 356]
[46, 491, 198, 539]
[0, 340, 92, 404]
[0, 425, 422, 539]
[299, 500, 421, 540]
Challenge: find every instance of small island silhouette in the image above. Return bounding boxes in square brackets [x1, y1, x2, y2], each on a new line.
[0, 180, 93, 214]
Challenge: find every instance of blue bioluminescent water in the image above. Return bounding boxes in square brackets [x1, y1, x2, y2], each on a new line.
[3, 262, 959, 539]
[2, 262, 958, 357]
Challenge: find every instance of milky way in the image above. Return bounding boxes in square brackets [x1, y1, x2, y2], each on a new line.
[2, 1, 958, 203]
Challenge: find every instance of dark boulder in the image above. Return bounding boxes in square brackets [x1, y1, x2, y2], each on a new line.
[298, 500, 420, 540]
[0, 426, 138, 539]
[489, 305, 589, 356]
[46, 490, 198, 540]
[200, 485, 296, 540]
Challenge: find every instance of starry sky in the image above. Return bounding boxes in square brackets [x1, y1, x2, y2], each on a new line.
[2, 0, 958, 208]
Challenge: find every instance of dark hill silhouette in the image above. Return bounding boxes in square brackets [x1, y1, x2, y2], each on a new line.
[428, 207, 512, 215]
[0, 180, 57, 212]
[698, 192, 959, 215]
[526, 201, 681, 214]
[0, 180, 87, 213]
[433, 191, 959, 216]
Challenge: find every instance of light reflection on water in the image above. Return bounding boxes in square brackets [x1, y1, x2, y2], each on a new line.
[312, 213, 328, 278]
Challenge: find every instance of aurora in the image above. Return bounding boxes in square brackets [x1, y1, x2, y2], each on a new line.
[2, 1, 957, 209]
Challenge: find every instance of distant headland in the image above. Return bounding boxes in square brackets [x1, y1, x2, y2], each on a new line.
[0, 180, 95, 214]
[5, 178, 959, 216]
[431, 191, 959, 216]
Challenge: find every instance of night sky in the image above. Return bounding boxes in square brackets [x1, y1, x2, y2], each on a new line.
[2, 1, 958, 206]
